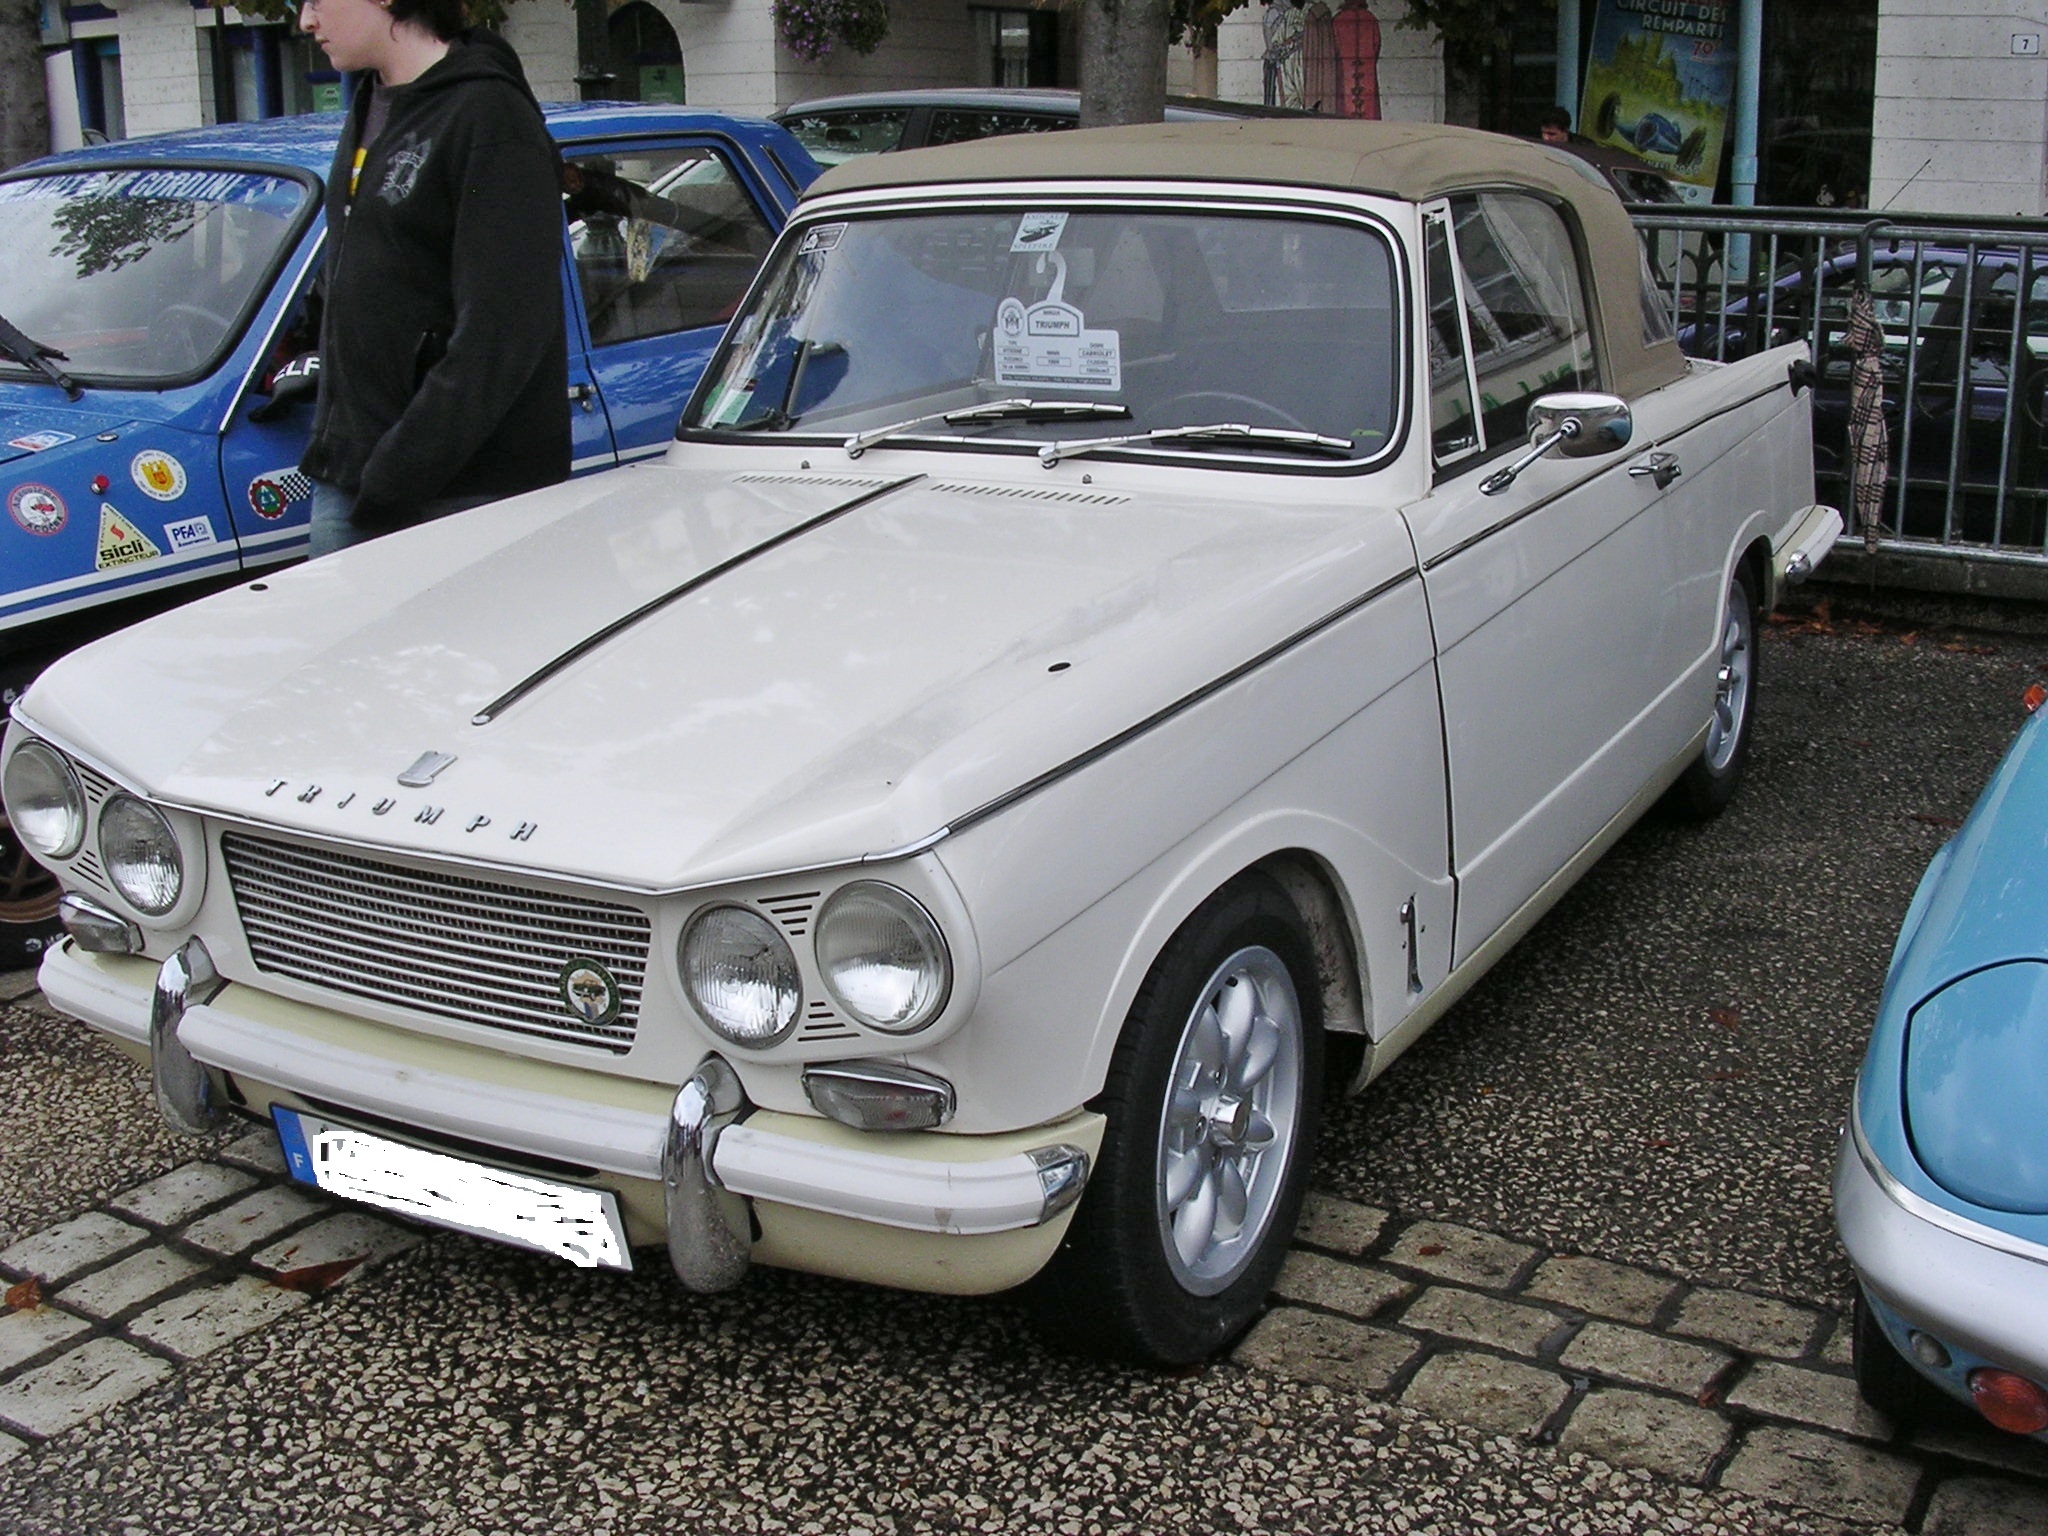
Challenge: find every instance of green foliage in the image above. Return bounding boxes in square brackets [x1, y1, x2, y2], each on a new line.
[1398, 0, 1555, 70]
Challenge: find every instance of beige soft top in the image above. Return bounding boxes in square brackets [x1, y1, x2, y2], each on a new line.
[807, 119, 1685, 402]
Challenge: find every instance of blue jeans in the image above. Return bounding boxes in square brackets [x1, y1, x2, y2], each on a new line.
[308, 481, 500, 558]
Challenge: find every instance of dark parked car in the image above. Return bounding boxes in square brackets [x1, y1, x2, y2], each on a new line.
[773, 87, 1324, 165]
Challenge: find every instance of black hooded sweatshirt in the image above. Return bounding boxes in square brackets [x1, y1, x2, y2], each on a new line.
[300, 30, 569, 525]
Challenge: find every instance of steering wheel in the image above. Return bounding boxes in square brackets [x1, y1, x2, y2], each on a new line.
[155, 303, 231, 371]
[1155, 391, 1313, 433]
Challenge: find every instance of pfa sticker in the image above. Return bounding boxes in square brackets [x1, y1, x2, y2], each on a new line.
[993, 296, 1121, 391]
[95, 503, 162, 570]
[797, 223, 845, 257]
[7, 483, 66, 535]
[248, 467, 314, 521]
[8, 430, 75, 453]
[165, 516, 216, 552]
[131, 449, 187, 501]
[1011, 213, 1069, 253]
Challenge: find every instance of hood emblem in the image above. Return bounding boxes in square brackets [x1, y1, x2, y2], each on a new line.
[559, 960, 622, 1027]
[398, 751, 457, 787]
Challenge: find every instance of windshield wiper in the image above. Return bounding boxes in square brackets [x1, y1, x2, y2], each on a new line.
[0, 313, 81, 400]
[845, 398, 1130, 458]
[1037, 422, 1352, 467]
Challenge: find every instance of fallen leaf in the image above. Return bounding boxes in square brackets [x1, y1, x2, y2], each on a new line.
[1645, 1138, 1676, 1150]
[5, 1277, 42, 1312]
[1899, 631, 1920, 646]
[1702, 1068, 1748, 1082]
[1911, 812, 1963, 829]
[1941, 641, 1997, 656]
[268, 1258, 365, 1295]
[1416, 1243, 1446, 1258]
[1708, 1006, 1742, 1030]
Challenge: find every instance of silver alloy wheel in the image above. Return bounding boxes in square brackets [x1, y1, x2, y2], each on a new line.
[1154, 944, 1305, 1296]
[1704, 574, 1755, 773]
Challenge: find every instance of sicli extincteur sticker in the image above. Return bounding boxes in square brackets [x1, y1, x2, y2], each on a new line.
[95, 504, 162, 570]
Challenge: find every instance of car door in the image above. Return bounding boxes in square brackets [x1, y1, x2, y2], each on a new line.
[559, 138, 792, 469]
[1401, 192, 1700, 966]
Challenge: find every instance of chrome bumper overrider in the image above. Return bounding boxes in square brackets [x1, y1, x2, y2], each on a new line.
[43, 941, 1093, 1291]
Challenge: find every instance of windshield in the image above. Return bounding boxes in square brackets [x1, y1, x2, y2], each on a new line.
[0, 167, 310, 385]
[686, 204, 1402, 464]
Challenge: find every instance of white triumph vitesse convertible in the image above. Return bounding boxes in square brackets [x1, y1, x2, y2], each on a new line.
[4, 122, 1839, 1364]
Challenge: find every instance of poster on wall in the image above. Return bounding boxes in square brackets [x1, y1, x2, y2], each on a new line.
[1579, 0, 1736, 204]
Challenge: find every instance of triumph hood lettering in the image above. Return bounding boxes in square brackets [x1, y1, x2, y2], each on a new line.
[16, 454, 1423, 889]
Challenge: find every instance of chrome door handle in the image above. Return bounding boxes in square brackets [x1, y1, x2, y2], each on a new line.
[1629, 451, 1681, 490]
[567, 382, 596, 411]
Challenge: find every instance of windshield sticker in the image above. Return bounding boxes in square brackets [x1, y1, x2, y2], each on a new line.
[8, 430, 74, 453]
[164, 515, 215, 552]
[95, 503, 161, 570]
[0, 170, 302, 217]
[993, 295, 1122, 392]
[131, 450, 186, 501]
[1011, 213, 1070, 254]
[247, 468, 312, 521]
[8, 483, 66, 535]
[797, 223, 846, 257]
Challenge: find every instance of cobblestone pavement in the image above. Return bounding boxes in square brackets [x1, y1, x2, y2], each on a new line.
[3, 610, 2048, 1534]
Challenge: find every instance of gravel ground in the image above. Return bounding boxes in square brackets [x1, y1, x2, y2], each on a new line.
[1, 606, 2041, 1535]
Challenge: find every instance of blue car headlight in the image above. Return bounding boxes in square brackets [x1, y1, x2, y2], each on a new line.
[1904, 960, 2048, 1213]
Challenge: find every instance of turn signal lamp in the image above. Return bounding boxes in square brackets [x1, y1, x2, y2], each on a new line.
[2025, 683, 2047, 714]
[1968, 1369, 2048, 1435]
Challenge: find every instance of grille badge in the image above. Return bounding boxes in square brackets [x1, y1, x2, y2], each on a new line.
[398, 751, 457, 787]
[559, 960, 623, 1026]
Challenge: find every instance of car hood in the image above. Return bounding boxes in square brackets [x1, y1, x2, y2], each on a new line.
[0, 403, 140, 466]
[23, 453, 1413, 889]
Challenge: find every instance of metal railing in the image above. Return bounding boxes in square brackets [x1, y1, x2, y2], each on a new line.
[1629, 205, 2048, 565]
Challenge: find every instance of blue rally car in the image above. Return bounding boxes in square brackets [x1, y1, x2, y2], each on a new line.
[0, 105, 820, 965]
[1837, 689, 2048, 1440]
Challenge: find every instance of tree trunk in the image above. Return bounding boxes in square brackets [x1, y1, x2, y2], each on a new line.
[1079, 0, 1170, 129]
[1, 0, 51, 170]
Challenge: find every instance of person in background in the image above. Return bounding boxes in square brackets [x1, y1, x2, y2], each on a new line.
[296, 0, 569, 556]
[1538, 106, 1574, 146]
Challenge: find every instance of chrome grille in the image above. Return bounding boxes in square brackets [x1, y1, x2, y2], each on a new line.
[221, 833, 650, 1053]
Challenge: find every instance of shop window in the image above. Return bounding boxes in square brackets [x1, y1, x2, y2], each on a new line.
[970, 8, 1059, 87]
[607, 2, 684, 104]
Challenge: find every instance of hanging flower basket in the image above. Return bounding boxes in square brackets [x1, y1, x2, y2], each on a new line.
[774, 0, 891, 64]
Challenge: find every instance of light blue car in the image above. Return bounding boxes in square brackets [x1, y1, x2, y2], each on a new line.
[0, 105, 821, 965]
[1837, 691, 2048, 1439]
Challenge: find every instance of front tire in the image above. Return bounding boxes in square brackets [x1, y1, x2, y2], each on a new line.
[1034, 876, 1322, 1365]
[1667, 561, 1760, 820]
[1852, 1287, 1952, 1426]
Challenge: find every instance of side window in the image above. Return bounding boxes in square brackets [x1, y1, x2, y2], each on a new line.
[778, 109, 909, 164]
[1425, 206, 1480, 465]
[562, 147, 775, 349]
[926, 110, 1073, 147]
[1449, 191, 1599, 450]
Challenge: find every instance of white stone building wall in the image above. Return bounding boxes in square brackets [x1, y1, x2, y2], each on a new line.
[1873, 0, 2048, 215]
[116, 0, 209, 139]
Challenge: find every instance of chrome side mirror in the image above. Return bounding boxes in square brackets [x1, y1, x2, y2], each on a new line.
[1480, 392, 1634, 495]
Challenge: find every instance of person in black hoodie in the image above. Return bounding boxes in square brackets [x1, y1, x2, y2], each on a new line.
[297, 0, 568, 555]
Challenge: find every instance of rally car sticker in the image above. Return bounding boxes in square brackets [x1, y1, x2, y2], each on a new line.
[131, 449, 188, 501]
[164, 516, 217, 552]
[248, 468, 313, 521]
[8, 484, 67, 536]
[95, 504, 162, 570]
[8, 430, 75, 453]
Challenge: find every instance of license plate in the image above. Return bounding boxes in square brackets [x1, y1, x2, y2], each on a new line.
[273, 1107, 632, 1271]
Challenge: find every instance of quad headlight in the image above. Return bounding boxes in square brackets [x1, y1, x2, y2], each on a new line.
[3, 739, 85, 860]
[98, 794, 183, 916]
[680, 904, 801, 1047]
[816, 882, 950, 1033]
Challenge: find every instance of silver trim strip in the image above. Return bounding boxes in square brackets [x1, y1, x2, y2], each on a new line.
[1852, 1098, 2048, 1271]
[152, 938, 226, 1135]
[663, 1058, 752, 1291]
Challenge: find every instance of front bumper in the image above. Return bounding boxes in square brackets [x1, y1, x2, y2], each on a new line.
[1834, 1103, 2048, 1403]
[42, 940, 1100, 1296]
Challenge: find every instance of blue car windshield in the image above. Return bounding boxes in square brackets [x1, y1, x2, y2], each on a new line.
[0, 167, 308, 385]
[687, 205, 1402, 463]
